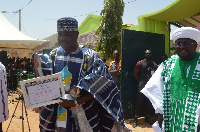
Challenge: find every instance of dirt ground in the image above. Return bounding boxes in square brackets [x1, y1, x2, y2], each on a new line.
[2, 93, 154, 132]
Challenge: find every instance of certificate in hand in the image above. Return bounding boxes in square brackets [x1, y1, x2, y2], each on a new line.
[20, 73, 65, 109]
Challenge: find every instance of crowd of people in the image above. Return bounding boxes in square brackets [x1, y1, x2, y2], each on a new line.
[7, 57, 33, 72]
[1, 16, 200, 132]
[6, 57, 34, 92]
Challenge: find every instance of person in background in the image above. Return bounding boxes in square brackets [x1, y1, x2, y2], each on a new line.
[0, 62, 8, 132]
[108, 50, 121, 88]
[141, 27, 200, 131]
[132, 50, 157, 127]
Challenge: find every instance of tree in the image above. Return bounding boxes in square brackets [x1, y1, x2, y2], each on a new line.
[96, 0, 125, 59]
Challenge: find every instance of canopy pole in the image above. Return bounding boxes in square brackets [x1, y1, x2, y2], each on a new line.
[19, 10, 21, 31]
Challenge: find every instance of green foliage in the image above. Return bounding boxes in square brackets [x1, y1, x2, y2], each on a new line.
[96, 0, 125, 59]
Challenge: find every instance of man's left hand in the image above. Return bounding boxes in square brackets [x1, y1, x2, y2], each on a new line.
[59, 98, 75, 108]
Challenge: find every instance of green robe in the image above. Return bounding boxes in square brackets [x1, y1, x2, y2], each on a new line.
[141, 53, 200, 132]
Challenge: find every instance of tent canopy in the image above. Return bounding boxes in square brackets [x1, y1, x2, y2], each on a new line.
[137, 0, 200, 55]
[138, 0, 200, 27]
[0, 12, 49, 51]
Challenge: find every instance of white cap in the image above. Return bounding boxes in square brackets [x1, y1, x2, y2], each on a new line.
[172, 27, 200, 44]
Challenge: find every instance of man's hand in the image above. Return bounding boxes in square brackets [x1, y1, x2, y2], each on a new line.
[70, 86, 81, 98]
[157, 113, 163, 128]
[32, 107, 39, 113]
[58, 90, 94, 108]
[59, 98, 76, 108]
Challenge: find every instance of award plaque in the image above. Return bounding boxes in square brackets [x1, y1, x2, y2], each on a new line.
[20, 73, 65, 109]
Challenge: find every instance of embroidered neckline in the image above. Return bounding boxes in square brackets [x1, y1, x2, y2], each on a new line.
[170, 53, 199, 100]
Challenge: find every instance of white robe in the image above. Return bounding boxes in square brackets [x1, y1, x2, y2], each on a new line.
[0, 62, 8, 123]
[141, 63, 164, 114]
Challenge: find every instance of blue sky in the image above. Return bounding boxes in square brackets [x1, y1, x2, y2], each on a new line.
[0, 0, 175, 40]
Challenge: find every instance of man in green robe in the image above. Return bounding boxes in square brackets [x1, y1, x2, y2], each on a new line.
[141, 27, 200, 132]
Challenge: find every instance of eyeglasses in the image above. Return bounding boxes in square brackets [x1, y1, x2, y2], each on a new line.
[145, 53, 152, 55]
[175, 42, 194, 47]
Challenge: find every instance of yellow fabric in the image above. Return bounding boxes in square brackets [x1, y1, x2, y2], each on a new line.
[57, 111, 67, 121]
[63, 76, 72, 85]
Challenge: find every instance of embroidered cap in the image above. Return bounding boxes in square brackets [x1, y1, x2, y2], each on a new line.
[57, 17, 78, 32]
[172, 27, 200, 44]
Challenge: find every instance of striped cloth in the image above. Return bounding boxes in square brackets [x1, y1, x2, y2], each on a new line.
[39, 104, 57, 132]
[0, 62, 8, 123]
[51, 45, 130, 132]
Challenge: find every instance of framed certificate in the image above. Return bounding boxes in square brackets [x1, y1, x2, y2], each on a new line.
[20, 73, 65, 109]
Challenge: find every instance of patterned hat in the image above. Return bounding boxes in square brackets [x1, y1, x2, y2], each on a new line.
[57, 17, 78, 32]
